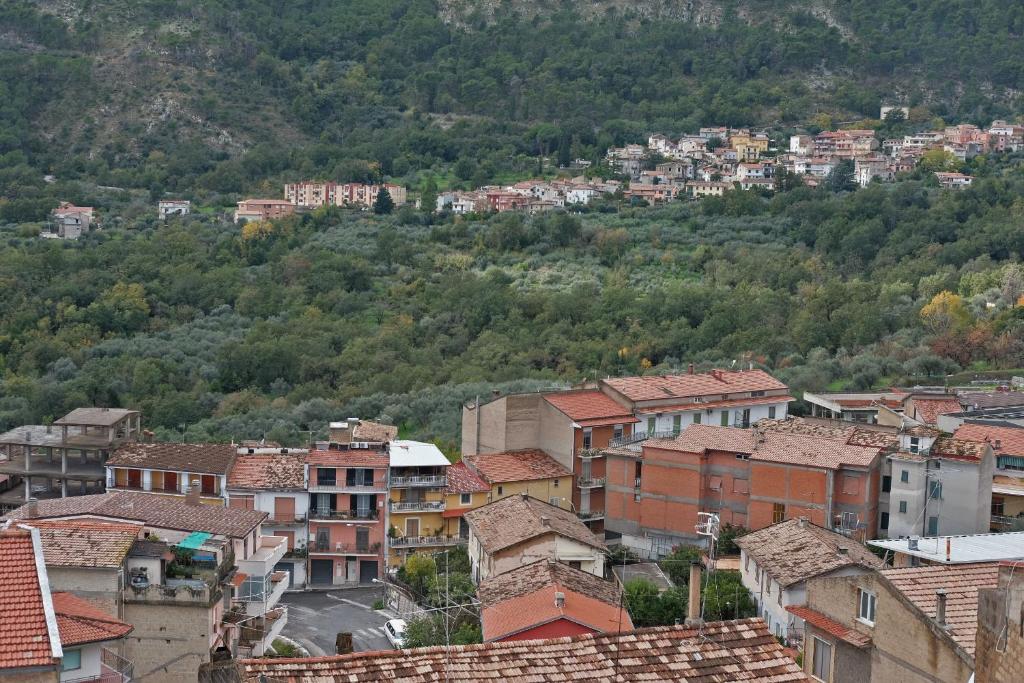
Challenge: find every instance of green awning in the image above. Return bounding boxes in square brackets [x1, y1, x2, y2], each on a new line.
[175, 531, 212, 550]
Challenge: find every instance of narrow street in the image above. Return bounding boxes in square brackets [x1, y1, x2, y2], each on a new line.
[279, 587, 393, 655]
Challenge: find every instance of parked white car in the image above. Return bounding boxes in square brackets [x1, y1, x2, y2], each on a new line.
[384, 619, 407, 649]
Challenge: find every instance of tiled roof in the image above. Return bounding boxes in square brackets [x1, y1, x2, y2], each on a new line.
[602, 369, 787, 402]
[929, 436, 989, 462]
[463, 449, 571, 484]
[635, 394, 794, 415]
[4, 491, 267, 538]
[228, 454, 305, 490]
[542, 390, 637, 426]
[465, 494, 604, 555]
[0, 526, 59, 671]
[25, 519, 141, 568]
[954, 423, 1024, 457]
[241, 618, 808, 682]
[911, 397, 962, 425]
[305, 449, 390, 468]
[444, 462, 489, 494]
[647, 424, 756, 454]
[107, 442, 237, 475]
[785, 605, 871, 648]
[752, 432, 881, 470]
[479, 560, 630, 641]
[52, 592, 132, 646]
[352, 420, 398, 443]
[882, 562, 999, 655]
[734, 519, 882, 587]
[759, 417, 900, 449]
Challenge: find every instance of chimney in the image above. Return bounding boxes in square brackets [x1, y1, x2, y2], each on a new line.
[185, 486, 201, 506]
[935, 589, 948, 627]
[540, 515, 550, 527]
[554, 591, 565, 608]
[994, 439, 1002, 451]
[688, 363, 695, 375]
[26, 497, 38, 518]
[686, 562, 703, 626]
[492, 389, 501, 399]
[797, 516, 807, 529]
[946, 537, 952, 563]
[837, 547, 849, 556]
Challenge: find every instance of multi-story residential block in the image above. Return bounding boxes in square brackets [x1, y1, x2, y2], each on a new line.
[954, 423, 1024, 531]
[687, 180, 730, 197]
[284, 181, 337, 207]
[386, 440, 453, 569]
[462, 450, 574, 512]
[735, 517, 882, 642]
[440, 462, 490, 542]
[465, 494, 606, 583]
[334, 182, 407, 208]
[226, 450, 309, 586]
[158, 199, 191, 219]
[305, 447, 388, 586]
[0, 407, 141, 509]
[105, 442, 237, 505]
[793, 562, 997, 683]
[234, 199, 295, 222]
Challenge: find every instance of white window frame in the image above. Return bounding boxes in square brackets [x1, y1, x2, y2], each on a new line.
[858, 588, 877, 626]
[460, 493, 471, 506]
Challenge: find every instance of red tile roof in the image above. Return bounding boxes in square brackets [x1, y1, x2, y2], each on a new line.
[305, 449, 390, 469]
[463, 449, 571, 484]
[241, 618, 809, 682]
[786, 605, 871, 648]
[929, 436, 990, 462]
[51, 592, 132, 646]
[911, 397, 962, 425]
[882, 562, 999, 655]
[24, 519, 142, 568]
[542, 390, 637, 426]
[753, 431, 881, 470]
[107, 442, 237, 475]
[954, 423, 1024, 458]
[480, 560, 631, 641]
[444, 462, 489, 494]
[228, 454, 305, 490]
[465, 494, 604, 555]
[0, 526, 60, 671]
[602, 369, 787, 402]
[647, 424, 756, 454]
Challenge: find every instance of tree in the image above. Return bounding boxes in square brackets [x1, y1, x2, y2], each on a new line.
[420, 177, 438, 214]
[402, 554, 436, 597]
[920, 291, 973, 335]
[404, 614, 481, 648]
[827, 159, 856, 192]
[658, 545, 702, 587]
[918, 149, 963, 173]
[624, 578, 686, 627]
[373, 188, 395, 215]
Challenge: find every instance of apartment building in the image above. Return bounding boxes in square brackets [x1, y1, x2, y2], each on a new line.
[386, 440, 453, 569]
[440, 462, 489, 542]
[0, 407, 141, 510]
[462, 450, 574, 512]
[234, 199, 295, 222]
[106, 442, 237, 505]
[954, 423, 1024, 531]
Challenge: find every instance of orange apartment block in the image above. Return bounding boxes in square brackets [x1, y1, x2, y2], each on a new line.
[234, 199, 295, 222]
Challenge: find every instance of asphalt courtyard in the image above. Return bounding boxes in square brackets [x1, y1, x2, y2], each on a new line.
[280, 587, 395, 655]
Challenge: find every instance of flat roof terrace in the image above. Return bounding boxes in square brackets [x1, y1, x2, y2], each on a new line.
[0, 425, 120, 450]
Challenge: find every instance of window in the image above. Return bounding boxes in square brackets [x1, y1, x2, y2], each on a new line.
[898, 501, 907, 513]
[613, 424, 623, 440]
[928, 516, 939, 535]
[900, 470, 909, 483]
[647, 416, 656, 433]
[772, 503, 785, 524]
[553, 479, 559, 488]
[582, 428, 592, 450]
[635, 462, 643, 488]
[497, 486, 503, 496]
[880, 512, 889, 530]
[672, 415, 682, 433]
[882, 475, 891, 493]
[720, 411, 730, 427]
[768, 406, 776, 419]
[858, 589, 876, 625]
[317, 467, 337, 486]
[993, 496, 1005, 516]
[460, 493, 471, 505]
[549, 497, 560, 507]
[811, 637, 833, 681]
[909, 437, 920, 454]
[693, 413, 701, 424]
[930, 481, 943, 499]
[61, 649, 81, 672]
[751, 390, 765, 397]
[735, 453, 750, 461]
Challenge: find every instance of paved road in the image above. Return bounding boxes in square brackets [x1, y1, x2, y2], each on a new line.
[280, 587, 394, 655]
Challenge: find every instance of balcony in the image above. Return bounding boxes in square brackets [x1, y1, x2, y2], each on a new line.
[266, 513, 306, 524]
[63, 648, 134, 683]
[308, 508, 379, 522]
[577, 448, 605, 459]
[310, 541, 382, 556]
[123, 580, 220, 606]
[577, 476, 606, 489]
[389, 535, 465, 548]
[389, 474, 447, 488]
[608, 430, 678, 448]
[236, 605, 288, 648]
[309, 482, 387, 494]
[237, 535, 287, 575]
[578, 511, 605, 522]
[390, 500, 445, 513]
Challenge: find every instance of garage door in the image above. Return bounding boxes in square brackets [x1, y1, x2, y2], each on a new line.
[310, 559, 333, 585]
[274, 561, 294, 588]
[359, 560, 378, 584]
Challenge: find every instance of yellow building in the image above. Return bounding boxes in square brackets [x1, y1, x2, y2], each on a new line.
[386, 440, 453, 569]
[441, 462, 491, 540]
[729, 133, 769, 161]
[461, 449, 574, 511]
[105, 442, 236, 506]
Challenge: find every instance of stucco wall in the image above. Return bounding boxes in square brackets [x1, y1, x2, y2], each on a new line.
[46, 566, 120, 614]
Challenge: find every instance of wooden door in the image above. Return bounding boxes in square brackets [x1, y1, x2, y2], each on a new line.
[127, 469, 141, 489]
[406, 518, 420, 538]
[274, 497, 295, 522]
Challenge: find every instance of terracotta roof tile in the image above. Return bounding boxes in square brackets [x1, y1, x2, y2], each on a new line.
[786, 605, 871, 648]
[24, 519, 141, 568]
[51, 592, 132, 646]
[911, 398, 962, 425]
[107, 442, 237, 475]
[463, 449, 571, 484]
[752, 431, 881, 470]
[734, 519, 882, 587]
[352, 420, 398, 443]
[465, 494, 604, 555]
[647, 424, 756, 454]
[480, 560, 630, 641]
[241, 618, 809, 682]
[305, 449, 390, 468]
[0, 527, 59, 671]
[928, 436, 990, 462]
[542, 390, 637, 426]
[882, 562, 999, 655]
[228, 454, 305, 490]
[4, 491, 267, 538]
[444, 462, 489, 494]
[954, 423, 1024, 458]
[602, 369, 787, 402]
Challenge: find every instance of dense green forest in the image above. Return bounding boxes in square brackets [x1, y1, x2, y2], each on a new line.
[1, 1, 1023, 449]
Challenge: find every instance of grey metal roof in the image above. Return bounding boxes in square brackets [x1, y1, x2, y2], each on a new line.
[868, 531, 1024, 564]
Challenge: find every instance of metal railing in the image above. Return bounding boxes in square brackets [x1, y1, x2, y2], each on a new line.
[608, 430, 678, 448]
[309, 508, 379, 521]
[389, 475, 448, 487]
[390, 500, 445, 513]
[389, 535, 464, 548]
[268, 513, 307, 523]
[62, 649, 134, 683]
[577, 476, 606, 488]
[577, 448, 605, 459]
[309, 483, 387, 493]
[578, 511, 605, 521]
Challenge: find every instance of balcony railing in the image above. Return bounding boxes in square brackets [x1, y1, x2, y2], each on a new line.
[309, 483, 387, 493]
[389, 535, 465, 548]
[309, 508, 379, 521]
[309, 541, 382, 554]
[578, 448, 605, 459]
[390, 500, 445, 513]
[608, 430, 678, 448]
[389, 475, 448, 488]
[578, 511, 605, 521]
[237, 605, 288, 646]
[267, 513, 306, 523]
[577, 476, 606, 489]
[62, 648, 134, 683]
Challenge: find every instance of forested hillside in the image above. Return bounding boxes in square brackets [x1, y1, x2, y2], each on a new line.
[1, 1, 1023, 449]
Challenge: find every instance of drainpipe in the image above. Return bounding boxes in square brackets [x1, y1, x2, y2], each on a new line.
[825, 470, 835, 529]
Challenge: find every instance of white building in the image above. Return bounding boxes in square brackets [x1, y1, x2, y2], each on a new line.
[158, 200, 191, 219]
